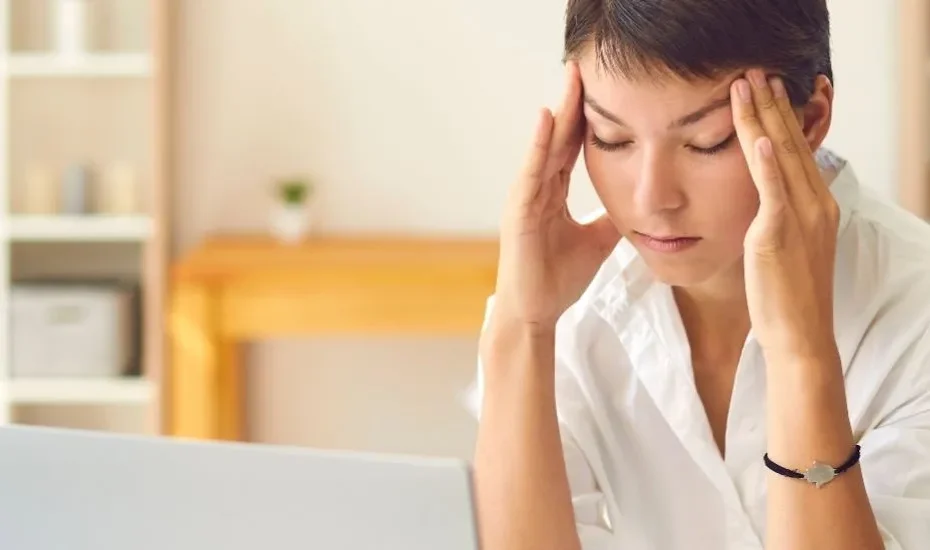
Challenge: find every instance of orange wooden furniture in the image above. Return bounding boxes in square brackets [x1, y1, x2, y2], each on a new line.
[168, 235, 498, 441]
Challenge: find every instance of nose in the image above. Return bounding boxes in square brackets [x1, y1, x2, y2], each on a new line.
[633, 150, 686, 215]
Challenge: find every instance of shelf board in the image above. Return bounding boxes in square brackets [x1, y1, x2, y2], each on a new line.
[7, 215, 153, 242]
[7, 52, 152, 78]
[8, 377, 154, 405]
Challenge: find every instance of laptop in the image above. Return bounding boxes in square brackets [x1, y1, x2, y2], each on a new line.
[0, 425, 481, 550]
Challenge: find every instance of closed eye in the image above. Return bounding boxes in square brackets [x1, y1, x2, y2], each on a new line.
[687, 131, 737, 156]
[589, 134, 631, 152]
[590, 131, 738, 156]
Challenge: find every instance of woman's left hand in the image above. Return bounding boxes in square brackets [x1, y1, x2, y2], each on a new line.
[731, 69, 840, 363]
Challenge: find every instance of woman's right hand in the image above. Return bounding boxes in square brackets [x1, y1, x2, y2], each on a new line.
[490, 61, 621, 333]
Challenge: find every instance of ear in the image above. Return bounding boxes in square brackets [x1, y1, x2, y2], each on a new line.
[795, 74, 833, 151]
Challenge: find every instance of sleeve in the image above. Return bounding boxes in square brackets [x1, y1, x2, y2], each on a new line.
[561, 430, 619, 549]
[858, 327, 930, 549]
[463, 296, 618, 550]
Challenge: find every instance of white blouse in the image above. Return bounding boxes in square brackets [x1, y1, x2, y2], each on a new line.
[468, 151, 930, 549]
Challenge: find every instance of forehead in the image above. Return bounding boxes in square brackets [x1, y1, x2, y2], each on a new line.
[576, 53, 740, 120]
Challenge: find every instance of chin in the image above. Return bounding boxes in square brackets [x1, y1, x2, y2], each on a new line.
[634, 246, 741, 289]
[646, 264, 719, 288]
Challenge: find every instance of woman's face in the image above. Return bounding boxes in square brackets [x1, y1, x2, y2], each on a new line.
[579, 57, 759, 288]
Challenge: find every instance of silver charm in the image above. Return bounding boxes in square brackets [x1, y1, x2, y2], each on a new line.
[801, 462, 837, 488]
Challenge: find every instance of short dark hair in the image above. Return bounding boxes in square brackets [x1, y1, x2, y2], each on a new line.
[563, 0, 832, 106]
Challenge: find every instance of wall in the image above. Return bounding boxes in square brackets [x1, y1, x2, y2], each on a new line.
[174, 0, 899, 459]
[823, 0, 898, 199]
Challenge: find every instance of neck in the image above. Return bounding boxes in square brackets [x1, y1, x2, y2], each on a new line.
[673, 264, 751, 365]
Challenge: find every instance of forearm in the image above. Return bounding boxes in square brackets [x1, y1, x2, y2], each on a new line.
[765, 350, 883, 550]
[473, 320, 582, 550]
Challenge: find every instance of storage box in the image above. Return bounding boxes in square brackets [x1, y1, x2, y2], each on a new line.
[10, 281, 138, 378]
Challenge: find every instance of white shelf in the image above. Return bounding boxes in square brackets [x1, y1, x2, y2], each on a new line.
[0, 0, 168, 435]
[7, 53, 152, 78]
[7, 215, 153, 242]
[8, 377, 154, 405]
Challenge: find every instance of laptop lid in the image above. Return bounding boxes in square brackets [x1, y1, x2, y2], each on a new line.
[0, 425, 480, 550]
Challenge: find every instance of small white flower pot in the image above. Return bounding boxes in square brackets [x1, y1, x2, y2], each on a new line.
[271, 203, 311, 244]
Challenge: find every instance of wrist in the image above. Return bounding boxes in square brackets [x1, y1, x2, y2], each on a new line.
[481, 313, 554, 354]
[764, 347, 855, 464]
[764, 347, 845, 405]
[483, 303, 556, 342]
[480, 312, 555, 371]
[762, 339, 841, 373]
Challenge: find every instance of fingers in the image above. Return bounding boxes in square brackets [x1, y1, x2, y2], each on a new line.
[515, 62, 583, 207]
[731, 88, 787, 218]
[521, 108, 555, 184]
[558, 136, 584, 199]
[562, 117, 584, 175]
[544, 61, 585, 179]
[731, 80, 774, 201]
[753, 136, 787, 215]
[741, 70, 814, 209]
[581, 211, 622, 256]
[766, 76, 825, 198]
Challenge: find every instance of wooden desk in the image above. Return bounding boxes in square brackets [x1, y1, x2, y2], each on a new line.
[168, 235, 499, 441]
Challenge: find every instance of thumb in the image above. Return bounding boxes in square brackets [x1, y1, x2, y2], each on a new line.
[581, 211, 621, 256]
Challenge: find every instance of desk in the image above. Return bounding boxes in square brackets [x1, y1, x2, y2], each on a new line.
[168, 235, 499, 441]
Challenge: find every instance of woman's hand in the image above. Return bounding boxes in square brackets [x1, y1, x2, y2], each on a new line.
[731, 69, 839, 362]
[733, 70, 886, 550]
[491, 62, 621, 332]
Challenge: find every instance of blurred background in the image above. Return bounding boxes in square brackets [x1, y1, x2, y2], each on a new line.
[0, 0, 926, 461]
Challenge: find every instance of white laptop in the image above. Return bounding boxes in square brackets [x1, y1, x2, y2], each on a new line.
[0, 425, 480, 550]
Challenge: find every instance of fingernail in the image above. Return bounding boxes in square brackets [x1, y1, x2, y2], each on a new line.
[757, 137, 773, 159]
[749, 70, 768, 89]
[770, 77, 787, 99]
[736, 80, 751, 103]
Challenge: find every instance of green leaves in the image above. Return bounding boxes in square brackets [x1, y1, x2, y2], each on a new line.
[277, 178, 313, 205]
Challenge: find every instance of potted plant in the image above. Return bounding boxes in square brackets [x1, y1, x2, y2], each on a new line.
[270, 177, 315, 243]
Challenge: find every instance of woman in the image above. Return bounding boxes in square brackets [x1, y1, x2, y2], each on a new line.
[470, 1, 930, 549]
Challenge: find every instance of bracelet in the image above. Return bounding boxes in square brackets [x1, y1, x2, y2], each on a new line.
[763, 445, 861, 489]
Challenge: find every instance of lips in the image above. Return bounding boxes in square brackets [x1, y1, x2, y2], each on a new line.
[634, 231, 702, 253]
[637, 232, 695, 242]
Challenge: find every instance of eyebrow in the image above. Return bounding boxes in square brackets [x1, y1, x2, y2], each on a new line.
[583, 94, 732, 129]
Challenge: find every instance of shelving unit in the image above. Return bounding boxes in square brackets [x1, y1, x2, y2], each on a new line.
[8, 51, 151, 77]
[0, 0, 170, 435]
[9, 377, 153, 405]
[7, 214, 153, 241]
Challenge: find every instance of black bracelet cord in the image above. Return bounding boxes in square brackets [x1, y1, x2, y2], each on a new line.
[764, 444, 861, 479]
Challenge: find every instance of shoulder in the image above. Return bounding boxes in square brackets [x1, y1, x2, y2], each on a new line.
[832, 163, 930, 424]
[836, 164, 930, 329]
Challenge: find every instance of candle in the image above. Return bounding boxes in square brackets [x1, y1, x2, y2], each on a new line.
[54, 0, 88, 57]
[97, 162, 139, 214]
[21, 165, 59, 214]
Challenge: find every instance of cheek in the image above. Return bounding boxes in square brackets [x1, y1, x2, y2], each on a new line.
[583, 144, 638, 223]
[695, 154, 760, 234]
[698, 173, 760, 242]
